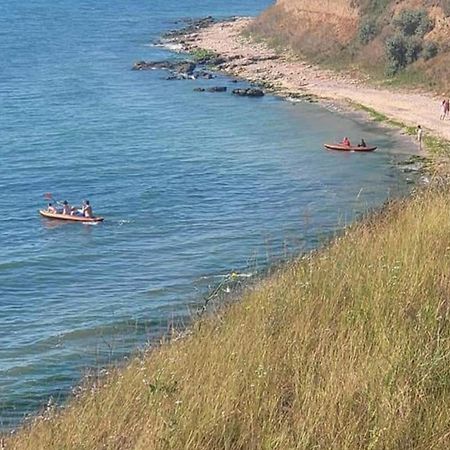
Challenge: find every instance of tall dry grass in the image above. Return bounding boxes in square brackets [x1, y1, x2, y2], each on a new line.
[5, 186, 450, 449]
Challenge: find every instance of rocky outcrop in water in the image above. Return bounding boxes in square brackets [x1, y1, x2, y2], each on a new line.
[132, 60, 200, 80]
[207, 86, 227, 92]
[132, 59, 220, 80]
[232, 88, 265, 97]
[164, 16, 218, 39]
[193, 86, 227, 93]
[133, 60, 196, 75]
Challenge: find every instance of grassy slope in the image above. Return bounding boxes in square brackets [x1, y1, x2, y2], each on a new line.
[7, 187, 450, 449]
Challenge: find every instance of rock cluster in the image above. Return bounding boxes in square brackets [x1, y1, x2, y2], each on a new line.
[194, 86, 227, 93]
[232, 88, 264, 97]
[163, 17, 218, 39]
[132, 60, 216, 80]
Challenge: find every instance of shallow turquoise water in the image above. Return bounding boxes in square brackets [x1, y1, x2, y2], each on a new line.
[0, 0, 417, 429]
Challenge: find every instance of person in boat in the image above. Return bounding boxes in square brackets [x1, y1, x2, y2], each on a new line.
[358, 138, 367, 147]
[342, 137, 351, 146]
[81, 200, 93, 218]
[47, 203, 57, 214]
[61, 200, 72, 215]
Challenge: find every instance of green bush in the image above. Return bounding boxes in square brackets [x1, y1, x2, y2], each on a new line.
[422, 41, 439, 60]
[405, 36, 423, 64]
[385, 9, 436, 75]
[358, 18, 378, 44]
[393, 9, 433, 37]
[385, 33, 409, 74]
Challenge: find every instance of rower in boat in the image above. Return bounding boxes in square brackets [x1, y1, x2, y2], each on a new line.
[40, 194, 103, 222]
[81, 200, 93, 218]
[47, 203, 57, 214]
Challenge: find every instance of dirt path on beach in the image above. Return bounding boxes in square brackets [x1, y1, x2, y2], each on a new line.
[181, 19, 450, 143]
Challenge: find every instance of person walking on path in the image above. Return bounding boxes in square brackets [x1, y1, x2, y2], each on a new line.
[440, 100, 446, 120]
[417, 125, 423, 151]
[441, 99, 450, 120]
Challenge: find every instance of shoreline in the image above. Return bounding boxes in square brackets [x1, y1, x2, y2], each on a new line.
[1, 17, 428, 437]
[6, 15, 450, 450]
[170, 18, 450, 156]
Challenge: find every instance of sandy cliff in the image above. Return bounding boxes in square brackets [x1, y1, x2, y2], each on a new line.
[249, 0, 450, 89]
[251, 0, 360, 55]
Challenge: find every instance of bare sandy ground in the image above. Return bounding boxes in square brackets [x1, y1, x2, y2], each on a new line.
[180, 19, 450, 145]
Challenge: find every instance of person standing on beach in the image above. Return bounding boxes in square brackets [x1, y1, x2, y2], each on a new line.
[417, 125, 423, 150]
[440, 100, 446, 120]
[440, 99, 450, 120]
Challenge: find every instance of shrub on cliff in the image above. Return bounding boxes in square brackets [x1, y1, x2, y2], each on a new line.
[393, 9, 433, 37]
[385, 9, 436, 74]
[385, 34, 408, 74]
[358, 18, 378, 44]
[422, 41, 439, 60]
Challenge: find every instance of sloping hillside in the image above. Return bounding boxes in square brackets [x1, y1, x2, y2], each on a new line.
[248, 0, 450, 90]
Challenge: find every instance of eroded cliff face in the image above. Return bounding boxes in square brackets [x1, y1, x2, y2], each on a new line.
[249, 0, 450, 88]
[276, 0, 359, 41]
[250, 0, 360, 56]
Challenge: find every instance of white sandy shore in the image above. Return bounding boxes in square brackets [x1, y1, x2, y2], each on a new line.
[180, 18, 450, 145]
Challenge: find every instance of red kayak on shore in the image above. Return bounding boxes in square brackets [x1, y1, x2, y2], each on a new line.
[324, 144, 377, 152]
[39, 210, 104, 222]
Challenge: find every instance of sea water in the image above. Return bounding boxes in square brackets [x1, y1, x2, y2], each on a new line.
[0, 0, 418, 429]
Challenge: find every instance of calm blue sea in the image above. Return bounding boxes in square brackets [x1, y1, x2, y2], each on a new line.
[0, 0, 418, 430]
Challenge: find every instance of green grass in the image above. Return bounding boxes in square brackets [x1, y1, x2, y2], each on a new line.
[352, 103, 415, 133]
[190, 48, 218, 62]
[5, 186, 450, 450]
[424, 134, 450, 157]
[380, 68, 437, 91]
[351, 102, 450, 157]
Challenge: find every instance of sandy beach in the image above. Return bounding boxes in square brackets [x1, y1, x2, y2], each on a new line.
[179, 18, 450, 144]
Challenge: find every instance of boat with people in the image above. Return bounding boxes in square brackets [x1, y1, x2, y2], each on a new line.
[324, 137, 376, 152]
[324, 143, 377, 152]
[39, 210, 104, 222]
[40, 196, 104, 222]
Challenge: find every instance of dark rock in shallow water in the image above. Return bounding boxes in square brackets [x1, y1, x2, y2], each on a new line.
[193, 87, 227, 93]
[191, 70, 215, 80]
[206, 86, 227, 93]
[177, 62, 196, 76]
[133, 60, 180, 71]
[132, 60, 197, 80]
[232, 88, 264, 97]
[164, 16, 217, 39]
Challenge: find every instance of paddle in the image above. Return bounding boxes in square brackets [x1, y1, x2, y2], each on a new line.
[43, 192, 63, 203]
[43, 193, 89, 217]
[43, 193, 72, 213]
